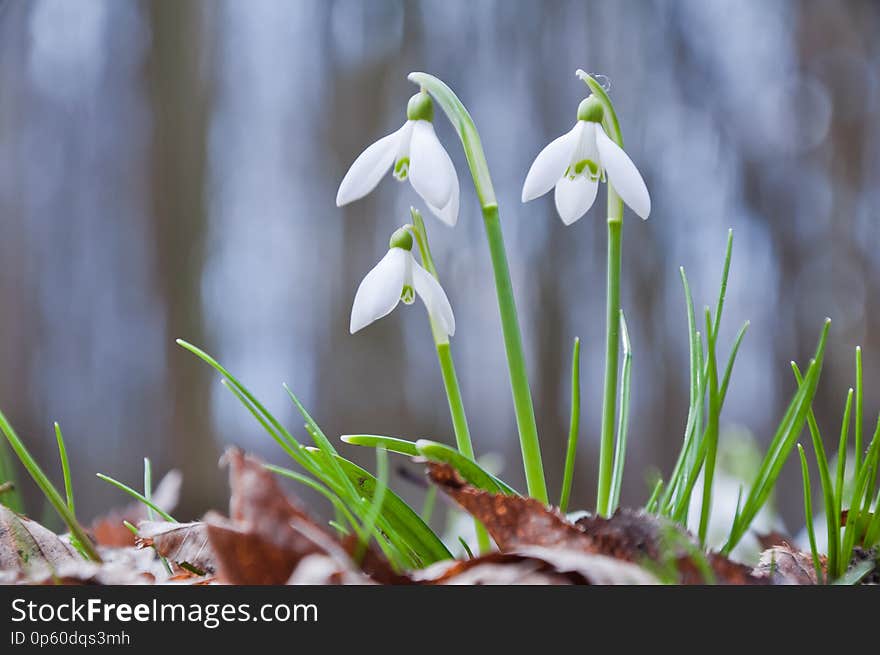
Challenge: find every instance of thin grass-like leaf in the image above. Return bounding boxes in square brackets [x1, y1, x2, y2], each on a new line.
[645, 476, 663, 513]
[341, 434, 419, 456]
[309, 449, 451, 565]
[95, 473, 176, 523]
[698, 308, 721, 546]
[723, 319, 831, 553]
[415, 439, 519, 495]
[264, 463, 361, 538]
[792, 362, 839, 576]
[559, 337, 580, 512]
[797, 444, 824, 584]
[610, 314, 632, 511]
[283, 384, 359, 502]
[855, 347, 863, 478]
[0, 411, 99, 561]
[836, 389, 853, 515]
[53, 422, 74, 514]
[834, 559, 875, 585]
[357, 448, 389, 560]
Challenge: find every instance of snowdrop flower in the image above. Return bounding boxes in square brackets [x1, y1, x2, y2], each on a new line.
[336, 91, 460, 226]
[521, 96, 650, 225]
[350, 227, 455, 338]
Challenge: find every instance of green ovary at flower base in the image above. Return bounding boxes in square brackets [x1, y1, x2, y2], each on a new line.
[522, 70, 651, 516]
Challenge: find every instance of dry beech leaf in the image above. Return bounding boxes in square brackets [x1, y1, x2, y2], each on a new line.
[137, 520, 215, 575]
[427, 462, 765, 585]
[754, 530, 792, 551]
[754, 543, 822, 585]
[204, 448, 348, 584]
[0, 505, 80, 580]
[90, 470, 182, 547]
[426, 461, 589, 550]
[416, 547, 659, 585]
[419, 553, 573, 585]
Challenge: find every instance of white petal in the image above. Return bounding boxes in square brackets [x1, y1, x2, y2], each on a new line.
[595, 125, 651, 219]
[350, 248, 407, 334]
[409, 120, 453, 210]
[426, 166, 459, 227]
[412, 262, 455, 337]
[336, 125, 404, 206]
[554, 175, 598, 225]
[521, 122, 583, 202]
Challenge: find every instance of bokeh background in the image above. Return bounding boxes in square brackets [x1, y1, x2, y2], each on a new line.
[1, 0, 878, 542]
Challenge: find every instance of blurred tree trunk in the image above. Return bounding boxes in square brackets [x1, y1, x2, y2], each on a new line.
[146, 0, 221, 516]
[0, 1, 38, 510]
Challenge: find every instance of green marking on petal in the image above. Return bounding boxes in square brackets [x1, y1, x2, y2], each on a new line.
[401, 285, 415, 305]
[393, 157, 410, 181]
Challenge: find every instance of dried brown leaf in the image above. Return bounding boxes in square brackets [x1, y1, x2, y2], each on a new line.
[204, 448, 346, 584]
[428, 462, 766, 585]
[0, 505, 80, 580]
[754, 543, 822, 584]
[137, 520, 215, 575]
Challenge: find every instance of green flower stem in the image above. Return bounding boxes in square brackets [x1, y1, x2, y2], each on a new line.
[409, 208, 490, 553]
[483, 204, 547, 502]
[579, 71, 625, 517]
[598, 217, 622, 516]
[409, 72, 547, 503]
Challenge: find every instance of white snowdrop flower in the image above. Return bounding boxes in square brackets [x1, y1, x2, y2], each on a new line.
[350, 228, 455, 337]
[521, 96, 651, 225]
[336, 92, 460, 227]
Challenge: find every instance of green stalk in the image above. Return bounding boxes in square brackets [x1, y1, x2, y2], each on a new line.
[0, 425, 22, 512]
[0, 411, 99, 561]
[836, 389, 853, 519]
[54, 423, 74, 514]
[408, 209, 474, 460]
[797, 444, 824, 584]
[598, 218, 623, 516]
[855, 347, 863, 478]
[410, 72, 547, 503]
[408, 208, 489, 553]
[559, 337, 581, 513]
[577, 71, 626, 517]
[792, 362, 839, 576]
[698, 308, 720, 545]
[96, 473, 176, 523]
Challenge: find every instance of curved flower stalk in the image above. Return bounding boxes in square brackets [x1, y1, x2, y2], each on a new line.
[409, 71, 547, 503]
[336, 92, 460, 226]
[407, 207, 490, 553]
[522, 95, 650, 225]
[350, 227, 455, 337]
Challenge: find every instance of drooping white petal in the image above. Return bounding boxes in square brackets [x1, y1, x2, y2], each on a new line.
[554, 175, 598, 225]
[350, 248, 407, 334]
[412, 261, 455, 337]
[426, 163, 459, 227]
[336, 125, 405, 207]
[409, 120, 453, 210]
[521, 122, 583, 202]
[595, 125, 651, 219]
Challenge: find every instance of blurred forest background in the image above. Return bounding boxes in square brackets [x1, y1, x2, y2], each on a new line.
[1, 0, 879, 539]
